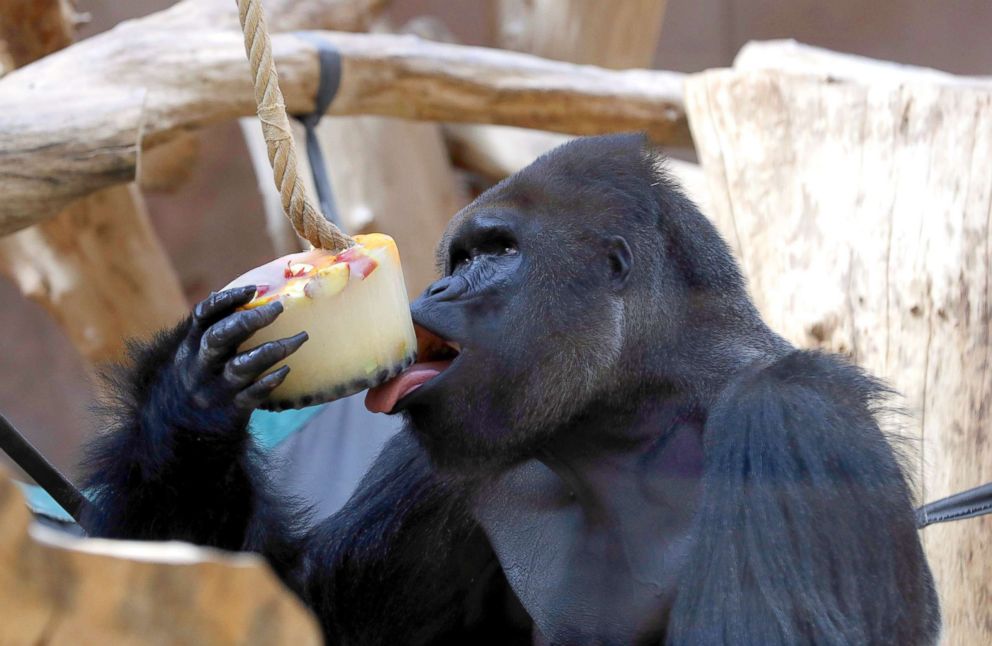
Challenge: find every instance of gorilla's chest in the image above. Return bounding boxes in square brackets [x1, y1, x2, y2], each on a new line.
[472, 433, 701, 644]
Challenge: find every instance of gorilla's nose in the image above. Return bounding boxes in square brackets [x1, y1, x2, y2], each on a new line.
[422, 275, 468, 302]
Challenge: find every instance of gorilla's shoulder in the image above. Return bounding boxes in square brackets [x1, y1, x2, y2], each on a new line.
[707, 349, 903, 484]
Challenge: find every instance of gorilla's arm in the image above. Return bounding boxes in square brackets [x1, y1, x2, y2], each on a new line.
[80, 287, 306, 550]
[668, 350, 939, 645]
[79, 288, 529, 642]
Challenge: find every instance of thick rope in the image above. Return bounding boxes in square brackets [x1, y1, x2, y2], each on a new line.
[236, 0, 353, 252]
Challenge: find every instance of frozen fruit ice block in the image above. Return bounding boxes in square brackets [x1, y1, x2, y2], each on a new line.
[223, 233, 417, 410]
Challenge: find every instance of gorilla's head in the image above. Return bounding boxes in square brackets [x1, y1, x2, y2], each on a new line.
[367, 134, 761, 469]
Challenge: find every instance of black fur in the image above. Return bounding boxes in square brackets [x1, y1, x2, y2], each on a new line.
[83, 318, 259, 548]
[668, 351, 939, 644]
[80, 133, 939, 644]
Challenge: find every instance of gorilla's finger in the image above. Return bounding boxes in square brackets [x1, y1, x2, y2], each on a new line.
[192, 286, 259, 326]
[234, 365, 291, 409]
[199, 301, 284, 365]
[224, 332, 308, 388]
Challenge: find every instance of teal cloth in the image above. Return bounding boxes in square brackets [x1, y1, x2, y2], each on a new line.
[249, 404, 326, 451]
[15, 405, 326, 524]
[16, 480, 76, 523]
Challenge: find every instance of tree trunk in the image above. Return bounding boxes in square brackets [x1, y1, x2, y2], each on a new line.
[685, 63, 992, 646]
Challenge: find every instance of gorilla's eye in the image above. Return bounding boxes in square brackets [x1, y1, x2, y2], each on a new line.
[451, 251, 471, 271]
[502, 243, 518, 255]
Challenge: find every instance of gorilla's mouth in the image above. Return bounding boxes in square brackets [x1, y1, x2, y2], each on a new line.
[365, 324, 461, 414]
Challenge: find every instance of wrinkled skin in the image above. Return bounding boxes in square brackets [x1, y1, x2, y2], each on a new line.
[80, 134, 940, 645]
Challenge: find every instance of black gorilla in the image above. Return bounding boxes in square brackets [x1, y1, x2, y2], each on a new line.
[81, 134, 939, 644]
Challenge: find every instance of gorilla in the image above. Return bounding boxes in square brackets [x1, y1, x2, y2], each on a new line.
[81, 134, 939, 644]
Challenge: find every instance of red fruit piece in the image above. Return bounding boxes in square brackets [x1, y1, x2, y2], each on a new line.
[335, 247, 378, 279]
[336, 247, 361, 263]
[284, 261, 314, 278]
[347, 255, 378, 279]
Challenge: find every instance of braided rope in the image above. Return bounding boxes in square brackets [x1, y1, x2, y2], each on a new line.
[236, 0, 353, 252]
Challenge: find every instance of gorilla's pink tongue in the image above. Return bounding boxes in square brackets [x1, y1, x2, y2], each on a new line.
[365, 361, 452, 413]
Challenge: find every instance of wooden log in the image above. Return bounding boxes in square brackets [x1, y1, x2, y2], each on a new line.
[0, 27, 688, 235]
[0, 0, 187, 365]
[0, 467, 321, 644]
[685, 66, 992, 646]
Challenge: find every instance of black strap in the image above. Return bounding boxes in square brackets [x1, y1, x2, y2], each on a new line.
[0, 411, 93, 529]
[916, 481, 992, 528]
[293, 32, 343, 230]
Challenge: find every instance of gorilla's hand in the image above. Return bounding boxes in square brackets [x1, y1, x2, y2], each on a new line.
[80, 285, 308, 543]
[168, 285, 308, 431]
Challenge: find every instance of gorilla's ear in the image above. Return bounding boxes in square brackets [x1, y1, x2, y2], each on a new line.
[605, 235, 633, 290]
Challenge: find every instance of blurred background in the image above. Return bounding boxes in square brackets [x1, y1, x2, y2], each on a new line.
[2, 2, 990, 642]
[1, 0, 991, 477]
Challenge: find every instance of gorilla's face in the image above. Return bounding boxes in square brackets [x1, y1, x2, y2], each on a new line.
[366, 192, 630, 468]
[364, 134, 707, 469]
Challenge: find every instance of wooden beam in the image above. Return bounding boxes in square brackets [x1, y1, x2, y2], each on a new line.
[686, 65, 992, 645]
[0, 27, 688, 235]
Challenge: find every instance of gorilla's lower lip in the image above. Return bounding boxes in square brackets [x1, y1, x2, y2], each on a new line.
[364, 359, 454, 413]
[364, 324, 461, 414]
